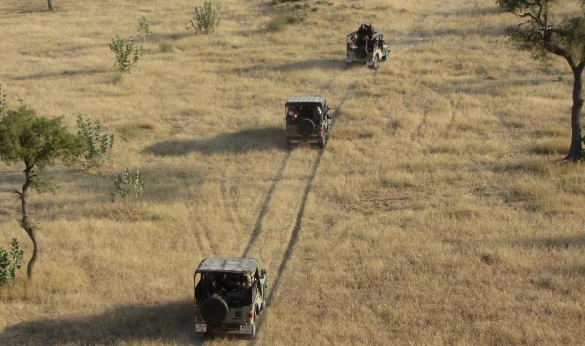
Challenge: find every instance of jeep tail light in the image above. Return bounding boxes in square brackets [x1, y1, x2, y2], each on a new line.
[317, 127, 323, 133]
[285, 127, 289, 132]
[194, 310, 199, 317]
[247, 311, 254, 318]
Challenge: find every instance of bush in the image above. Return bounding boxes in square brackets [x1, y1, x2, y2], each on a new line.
[266, 12, 305, 32]
[0, 84, 6, 114]
[76, 114, 114, 171]
[108, 35, 143, 72]
[137, 16, 152, 43]
[187, 0, 220, 34]
[111, 168, 145, 202]
[0, 238, 24, 286]
[159, 42, 173, 53]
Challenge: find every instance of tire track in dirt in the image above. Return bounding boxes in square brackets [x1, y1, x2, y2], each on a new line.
[244, 82, 354, 346]
[241, 153, 291, 258]
[190, 203, 214, 258]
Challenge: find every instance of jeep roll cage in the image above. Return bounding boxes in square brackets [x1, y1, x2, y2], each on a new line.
[195, 257, 259, 275]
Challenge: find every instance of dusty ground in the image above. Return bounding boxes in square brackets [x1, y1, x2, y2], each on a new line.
[1, 0, 584, 345]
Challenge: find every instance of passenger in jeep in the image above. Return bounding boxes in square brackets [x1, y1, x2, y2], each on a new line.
[195, 273, 217, 301]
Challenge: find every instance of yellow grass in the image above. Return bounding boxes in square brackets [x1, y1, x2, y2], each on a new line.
[1, 0, 585, 345]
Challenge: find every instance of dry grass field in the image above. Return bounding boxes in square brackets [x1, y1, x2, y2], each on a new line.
[1, 0, 585, 345]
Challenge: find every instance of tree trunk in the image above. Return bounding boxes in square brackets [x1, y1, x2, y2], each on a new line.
[25, 225, 38, 279]
[19, 165, 38, 280]
[47, 0, 53, 10]
[566, 64, 584, 161]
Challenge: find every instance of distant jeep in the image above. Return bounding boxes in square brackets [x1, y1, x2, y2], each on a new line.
[346, 24, 389, 69]
[194, 258, 267, 338]
[285, 95, 331, 149]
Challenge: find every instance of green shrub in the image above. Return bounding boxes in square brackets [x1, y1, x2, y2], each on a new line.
[76, 114, 114, 171]
[108, 35, 143, 72]
[0, 238, 24, 286]
[187, 0, 220, 34]
[137, 16, 152, 43]
[0, 84, 6, 114]
[267, 11, 305, 32]
[159, 42, 173, 53]
[111, 168, 145, 202]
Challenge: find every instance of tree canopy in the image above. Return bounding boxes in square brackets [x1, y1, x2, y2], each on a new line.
[0, 105, 85, 171]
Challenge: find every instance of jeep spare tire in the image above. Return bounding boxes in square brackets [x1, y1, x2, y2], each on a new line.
[354, 46, 368, 60]
[298, 119, 315, 137]
[200, 296, 229, 324]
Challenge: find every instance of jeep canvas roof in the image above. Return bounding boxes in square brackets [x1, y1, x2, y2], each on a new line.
[195, 257, 259, 274]
[285, 95, 326, 107]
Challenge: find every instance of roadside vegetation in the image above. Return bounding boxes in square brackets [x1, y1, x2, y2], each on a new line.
[0, 0, 584, 345]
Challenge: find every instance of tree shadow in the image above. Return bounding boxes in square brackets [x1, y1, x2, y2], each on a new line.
[144, 127, 285, 156]
[0, 300, 202, 346]
[433, 76, 561, 96]
[150, 32, 193, 42]
[508, 234, 585, 249]
[11, 68, 108, 81]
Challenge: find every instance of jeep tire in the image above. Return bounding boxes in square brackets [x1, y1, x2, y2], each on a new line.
[298, 119, 315, 137]
[200, 296, 229, 324]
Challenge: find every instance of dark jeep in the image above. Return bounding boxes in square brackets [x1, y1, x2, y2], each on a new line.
[346, 24, 389, 69]
[285, 95, 331, 149]
[194, 258, 267, 338]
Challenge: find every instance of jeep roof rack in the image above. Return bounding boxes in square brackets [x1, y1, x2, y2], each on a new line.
[195, 257, 259, 274]
[285, 95, 326, 107]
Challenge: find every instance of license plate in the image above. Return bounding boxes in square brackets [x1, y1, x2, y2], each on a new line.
[240, 324, 253, 334]
[195, 324, 207, 332]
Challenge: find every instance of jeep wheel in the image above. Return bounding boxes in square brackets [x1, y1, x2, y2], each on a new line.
[354, 47, 368, 60]
[381, 48, 389, 61]
[200, 296, 229, 324]
[248, 322, 257, 339]
[298, 119, 315, 137]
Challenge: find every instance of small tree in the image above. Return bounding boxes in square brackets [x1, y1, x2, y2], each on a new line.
[187, 0, 220, 34]
[0, 105, 85, 279]
[77, 114, 114, 171]
[0, 238, 25, 286]
[137, 16, 152, 43]
[497, 0, 585, 160]
[108, 35, 143, 72]
[0, 84, 7, 115]
[111, 168, 145, 202]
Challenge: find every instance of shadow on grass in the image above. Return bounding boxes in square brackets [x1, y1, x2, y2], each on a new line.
[0, 300, 201, 346]
[150, 32, 193, 41]
[510, 234, 585, 249]
[238, 59, 345, 73]
[11, 68, 108, 81]
[433, 76, 562, 96]
[145, 127, 284, 156]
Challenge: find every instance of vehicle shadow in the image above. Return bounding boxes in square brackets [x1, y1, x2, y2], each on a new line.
[238, 59, 345, 73]
[145, 127, 284, 156]
[0, 300, 201, 346]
